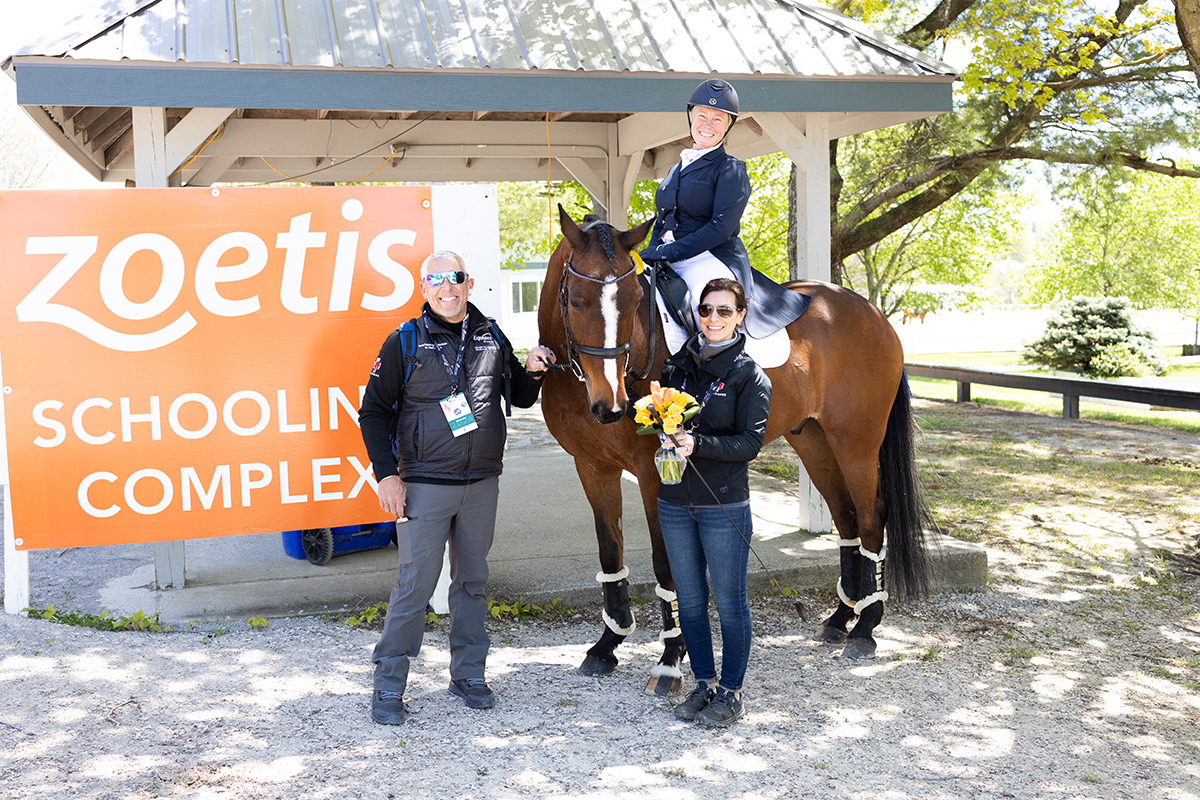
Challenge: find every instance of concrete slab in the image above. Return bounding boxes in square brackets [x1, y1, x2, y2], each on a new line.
[1, 407, 986, 626]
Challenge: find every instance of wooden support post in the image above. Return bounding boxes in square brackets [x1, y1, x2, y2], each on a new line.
[1063, 394, 1080, 419]
[957, 381, 972, 403]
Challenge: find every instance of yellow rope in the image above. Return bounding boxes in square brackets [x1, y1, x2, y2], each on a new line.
[259, 153, 393, 185]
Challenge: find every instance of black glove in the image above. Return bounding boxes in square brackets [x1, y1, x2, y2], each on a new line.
[639, 244, 670, 264]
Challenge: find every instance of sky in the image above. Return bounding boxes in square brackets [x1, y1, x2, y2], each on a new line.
[0, 0, 109, 188]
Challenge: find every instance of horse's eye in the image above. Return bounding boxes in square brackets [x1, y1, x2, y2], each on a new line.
[570, 298, 583, 310]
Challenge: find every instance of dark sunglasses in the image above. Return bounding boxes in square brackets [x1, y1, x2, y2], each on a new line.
[697, 303, 739, 319]
[422, 270, 468, 287]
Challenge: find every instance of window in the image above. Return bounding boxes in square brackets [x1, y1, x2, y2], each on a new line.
[511, 280, 541, 314]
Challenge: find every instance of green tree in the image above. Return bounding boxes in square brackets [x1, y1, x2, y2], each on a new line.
[829, 0, 1200, 279]
[837, 128, 1027, 316]
[498, 153, 792, 281]
[1025, 168, 1200, 343]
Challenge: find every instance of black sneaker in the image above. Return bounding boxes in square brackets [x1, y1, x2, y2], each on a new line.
[449, 677, 496, 709]
[371, 690, 407, 725]
[696, 687, 744, 727]
[673, 681, 714, 722]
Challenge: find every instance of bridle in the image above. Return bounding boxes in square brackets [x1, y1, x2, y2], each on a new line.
[546, 221, 658, 386]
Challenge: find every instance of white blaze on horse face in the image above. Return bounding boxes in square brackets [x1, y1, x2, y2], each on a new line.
[601, 282, 620, 407]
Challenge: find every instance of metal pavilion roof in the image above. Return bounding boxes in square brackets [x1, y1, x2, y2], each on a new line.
[12, 0, 950, 79]
[2, 0, 957, 191]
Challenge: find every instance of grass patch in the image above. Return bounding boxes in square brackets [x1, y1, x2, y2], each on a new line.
[908, 377, 1200, 434]
[751, 396, 1200, 553]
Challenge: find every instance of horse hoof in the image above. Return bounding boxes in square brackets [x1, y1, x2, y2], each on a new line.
[813, 624, 848, 644]
[644, 673, 684, 697]
[841, 638, 877, 659]
[578, 655, 618, 677]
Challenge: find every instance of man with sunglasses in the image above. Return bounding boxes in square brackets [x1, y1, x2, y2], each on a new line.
[359, 250, 556, 725]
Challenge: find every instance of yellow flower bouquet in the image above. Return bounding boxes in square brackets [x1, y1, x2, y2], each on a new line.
[633, 381, 699, 484]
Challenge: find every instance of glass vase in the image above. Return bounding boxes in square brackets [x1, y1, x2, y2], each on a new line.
[654, 447, 687, 485]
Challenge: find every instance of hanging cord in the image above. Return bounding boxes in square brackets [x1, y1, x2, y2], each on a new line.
[251, 112, 434, 186]
[546, 111, 553, 251]
[656, 422, 805, 620]
[171, 122, 226, 178]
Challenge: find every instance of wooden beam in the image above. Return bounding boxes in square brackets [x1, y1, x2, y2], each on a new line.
[133, 106, 169, 188]
[105, 128, 135, 168]
[164, 107, 235, 173]
[80, 107, 127, 145]
[90, 110, 132, 153]
[185, 154, 238, 186]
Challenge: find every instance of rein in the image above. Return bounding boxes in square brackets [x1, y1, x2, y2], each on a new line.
[547, 222, 658, 386]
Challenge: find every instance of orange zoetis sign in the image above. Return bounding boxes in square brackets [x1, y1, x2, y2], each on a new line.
[0, 186, 433, 550]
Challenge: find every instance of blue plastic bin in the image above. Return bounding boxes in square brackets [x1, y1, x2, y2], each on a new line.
[281, 522, 394, 565]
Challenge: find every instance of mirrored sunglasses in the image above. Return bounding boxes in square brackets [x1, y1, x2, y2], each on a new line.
[422, 270, 468, 287]
[697, 303, 738, 319]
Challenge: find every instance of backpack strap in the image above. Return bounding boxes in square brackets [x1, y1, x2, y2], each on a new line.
[398, 320, 421, 384]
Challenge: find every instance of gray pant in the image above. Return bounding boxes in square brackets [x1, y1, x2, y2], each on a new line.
[372, 477, 499, 694]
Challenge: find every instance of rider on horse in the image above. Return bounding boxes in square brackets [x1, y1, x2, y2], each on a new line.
[638, 78, 810, 341]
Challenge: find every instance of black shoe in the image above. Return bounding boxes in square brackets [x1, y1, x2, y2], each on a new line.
[449, 677, 496, 709]
[673, 681, 714, 722]
[371, 690, 407, 725]
[696, 687, 744, 727]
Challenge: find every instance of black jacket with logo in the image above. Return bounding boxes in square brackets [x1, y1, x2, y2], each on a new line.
[656, 333, 772, 506]
[359, 303, 543, 484]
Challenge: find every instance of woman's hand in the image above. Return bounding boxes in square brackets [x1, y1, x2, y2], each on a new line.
[639, 244, 669, 264]
[668, 431, 695, 457]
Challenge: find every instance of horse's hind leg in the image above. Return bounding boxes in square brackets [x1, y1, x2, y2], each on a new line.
[786, 425, 875, 651]
[821, 435, 891, 660]
[574, 458, 637, 677]
[635, 468, 686, 697]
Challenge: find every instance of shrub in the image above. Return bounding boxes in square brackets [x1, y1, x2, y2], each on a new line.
[1023, 297, 1166, 377]
[1089, 343, 1147, 378]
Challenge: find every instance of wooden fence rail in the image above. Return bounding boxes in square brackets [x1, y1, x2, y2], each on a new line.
[904, 363, 1200, 419]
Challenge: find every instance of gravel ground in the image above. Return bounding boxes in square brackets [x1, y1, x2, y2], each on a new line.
[1, 402, 1199, 799]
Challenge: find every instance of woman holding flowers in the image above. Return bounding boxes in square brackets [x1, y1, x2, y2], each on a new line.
[639, 277, 771, 727]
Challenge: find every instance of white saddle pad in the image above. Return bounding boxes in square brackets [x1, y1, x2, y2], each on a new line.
[655, 289, 791, 369]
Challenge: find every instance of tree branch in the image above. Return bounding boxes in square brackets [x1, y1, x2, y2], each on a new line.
[900, 0, 981, 50]
[836, 0, 1156, 261]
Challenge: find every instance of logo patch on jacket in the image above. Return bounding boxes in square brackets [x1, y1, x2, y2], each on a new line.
[370, 357, 381, 377]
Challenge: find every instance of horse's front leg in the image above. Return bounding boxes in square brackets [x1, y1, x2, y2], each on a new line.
[637, 467, 686, 697]
[574, 458, 636, 677]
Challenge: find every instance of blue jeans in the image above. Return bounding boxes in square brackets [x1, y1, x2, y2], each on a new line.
[657, 499, 752, 691]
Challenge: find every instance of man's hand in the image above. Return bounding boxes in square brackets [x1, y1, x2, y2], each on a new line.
[525, 345, 557, 373]
[377, 475, 407, 518]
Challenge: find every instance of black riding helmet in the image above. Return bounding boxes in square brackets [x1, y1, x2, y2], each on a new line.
[686, 79, 739, 136]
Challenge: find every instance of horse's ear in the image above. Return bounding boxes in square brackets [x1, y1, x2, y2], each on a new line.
[558, 204, 587, 250]
[619, 217, 655, 252]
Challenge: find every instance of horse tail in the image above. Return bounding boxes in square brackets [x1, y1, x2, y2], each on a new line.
[879, 370, 934, 599]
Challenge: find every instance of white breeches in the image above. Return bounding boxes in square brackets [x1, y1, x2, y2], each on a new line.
[664, 245, 736, 329]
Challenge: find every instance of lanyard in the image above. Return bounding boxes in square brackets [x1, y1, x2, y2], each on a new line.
[424, 311, 470, 394]
[685, 375, 724, 421]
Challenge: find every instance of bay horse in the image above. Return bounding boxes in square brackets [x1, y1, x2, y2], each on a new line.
[537, 207, 932, 695]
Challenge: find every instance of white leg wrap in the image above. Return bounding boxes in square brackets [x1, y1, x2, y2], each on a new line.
[650, 662, 683, 679]
[838, 537, 862, 547]
[654, 584, 677, 602]
[596, 567, 630, 583]
[659, 627, 682, 643]
[836, 579, 889, 616]
[602, 608, 636, 636]
[858, 545, 887, 562]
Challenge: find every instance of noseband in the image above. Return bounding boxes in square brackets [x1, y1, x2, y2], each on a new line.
[547, 223, 657, 384]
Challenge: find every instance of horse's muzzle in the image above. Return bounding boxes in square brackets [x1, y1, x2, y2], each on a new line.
[590, 401, 626, 425]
